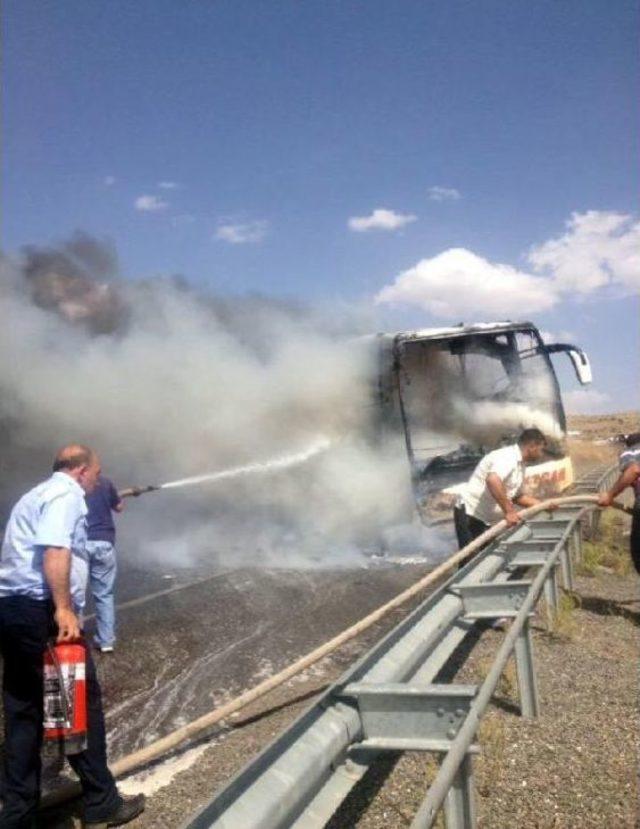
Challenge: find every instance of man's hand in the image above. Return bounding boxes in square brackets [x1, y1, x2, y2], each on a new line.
[516, 494, 557, 513]
[597, 492, 613, 508]
[504, 509, 522, 527]
[598, 464, 640, 508]
[55, 607, 81, 642]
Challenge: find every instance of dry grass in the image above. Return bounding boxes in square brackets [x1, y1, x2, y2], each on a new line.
[548, 592, 580, 641]
[577, 509, 631, 578]
[579, 540, 604, 576]
[476, 713, 507, 796]
[422, 755, 446, 829]
[567, 411, 639, 441]
[567, 439, 618, 477]
[553, 508, 630, 636]
[476, 654, 517, 701]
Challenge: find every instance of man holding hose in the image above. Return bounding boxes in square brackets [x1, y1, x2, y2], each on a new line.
[598, 431, 640, 574]
[454, 428, 549, 556]
[84, 474, 124, 653]
[0, 445, 143, 828]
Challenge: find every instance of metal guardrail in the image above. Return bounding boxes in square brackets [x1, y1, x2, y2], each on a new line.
[182, 464, 619, 829]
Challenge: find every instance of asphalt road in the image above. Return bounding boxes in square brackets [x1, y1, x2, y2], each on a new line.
[87, 562, 438, 759]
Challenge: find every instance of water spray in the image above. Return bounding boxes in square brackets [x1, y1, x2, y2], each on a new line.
[118, 437, 332, 499]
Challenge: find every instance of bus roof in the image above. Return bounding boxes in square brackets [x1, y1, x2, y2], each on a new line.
[385, 320, 538, 342]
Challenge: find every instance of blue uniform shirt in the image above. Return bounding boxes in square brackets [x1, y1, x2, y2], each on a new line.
[85, 476, 120, 544]
[0, 471, 88, 611]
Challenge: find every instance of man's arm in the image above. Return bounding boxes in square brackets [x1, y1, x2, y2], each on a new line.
[486, 472, 522, 526]
[514, 493, 557, 511]
[36, 494, 82, 642]
[598, 463, 640, 507]
[42, 547, 81, 642]
[110, 481, 124, 513]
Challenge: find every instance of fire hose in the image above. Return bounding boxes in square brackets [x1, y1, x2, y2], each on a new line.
[41, 493, 630, 811]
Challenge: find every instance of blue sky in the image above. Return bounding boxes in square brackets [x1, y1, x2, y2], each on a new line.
[3, 0, 639, 414]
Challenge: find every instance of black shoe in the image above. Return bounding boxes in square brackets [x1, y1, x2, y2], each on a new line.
[85, 793, 146, 827]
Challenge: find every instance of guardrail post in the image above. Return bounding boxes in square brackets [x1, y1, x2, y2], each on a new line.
[543, 566, 559, 629]
[513, 618, 539, 718]
[443, 751, 476, 829]
[559, 543, 574, 592]
[568, 526, 582, 565]
[573, 523, 583, 563]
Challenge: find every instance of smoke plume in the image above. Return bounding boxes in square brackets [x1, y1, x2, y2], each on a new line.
[1, 232, 562, 569]
[0, 234, 413, 569]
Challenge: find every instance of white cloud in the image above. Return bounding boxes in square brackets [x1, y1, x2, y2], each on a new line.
[134, 194, 169, 212]
[563, 388, 611, 415]
[375, 209, 640, 320]
[103, 176, 116, 187]
[158, 181, 180, 190]
[215, 220, 268, 244]
[375, 247, 557, 317]
[348, 208, 417, 233]
[428, 186, 461, 202]
[528, 210, 640, 294]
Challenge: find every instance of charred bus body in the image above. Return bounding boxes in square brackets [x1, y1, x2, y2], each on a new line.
[368, 321, 592, 522]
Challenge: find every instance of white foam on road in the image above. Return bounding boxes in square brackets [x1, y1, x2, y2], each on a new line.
[117, 742, 212, 797]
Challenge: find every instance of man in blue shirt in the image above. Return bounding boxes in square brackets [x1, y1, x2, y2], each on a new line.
[0, 445, 144, 828]
[85, 476, 123, 653]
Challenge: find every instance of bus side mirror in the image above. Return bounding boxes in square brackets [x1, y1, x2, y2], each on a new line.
[566, 347, 592, 385]
[544, 343, 593, 386]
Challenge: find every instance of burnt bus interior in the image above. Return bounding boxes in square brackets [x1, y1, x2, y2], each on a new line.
[373, 322, 592, 513]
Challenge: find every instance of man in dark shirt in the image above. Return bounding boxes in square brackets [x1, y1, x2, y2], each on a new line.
[85, 475, 123, 652]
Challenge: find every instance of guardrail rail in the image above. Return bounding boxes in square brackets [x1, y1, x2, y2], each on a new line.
[182, 464, 619, 829]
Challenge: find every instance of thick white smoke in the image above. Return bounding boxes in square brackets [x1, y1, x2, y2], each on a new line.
[0, 236, 415, 569]
[0, 233, 561, 570]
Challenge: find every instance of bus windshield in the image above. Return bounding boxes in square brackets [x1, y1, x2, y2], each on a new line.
[398, 328, 564, 483]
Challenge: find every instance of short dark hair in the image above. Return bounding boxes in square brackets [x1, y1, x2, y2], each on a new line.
[625, 432, 640, 448]
[52, 444, 94, 472]
[518, 428, 546, 447]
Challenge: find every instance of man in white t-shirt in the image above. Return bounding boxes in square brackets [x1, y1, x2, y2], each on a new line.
[454, 428, 549, 555]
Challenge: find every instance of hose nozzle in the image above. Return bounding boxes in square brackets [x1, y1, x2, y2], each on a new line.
[118, 485, 160, 499]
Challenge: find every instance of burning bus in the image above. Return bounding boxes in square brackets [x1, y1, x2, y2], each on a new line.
[367, 321, 592, 522]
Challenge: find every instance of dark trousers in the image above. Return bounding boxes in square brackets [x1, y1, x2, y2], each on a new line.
[630, 510, 640, 575]
[0, 596, 120, 828]
[453, 505, 490, 567]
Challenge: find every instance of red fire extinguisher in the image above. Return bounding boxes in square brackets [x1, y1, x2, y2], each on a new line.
[43, 640, 88, 755]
